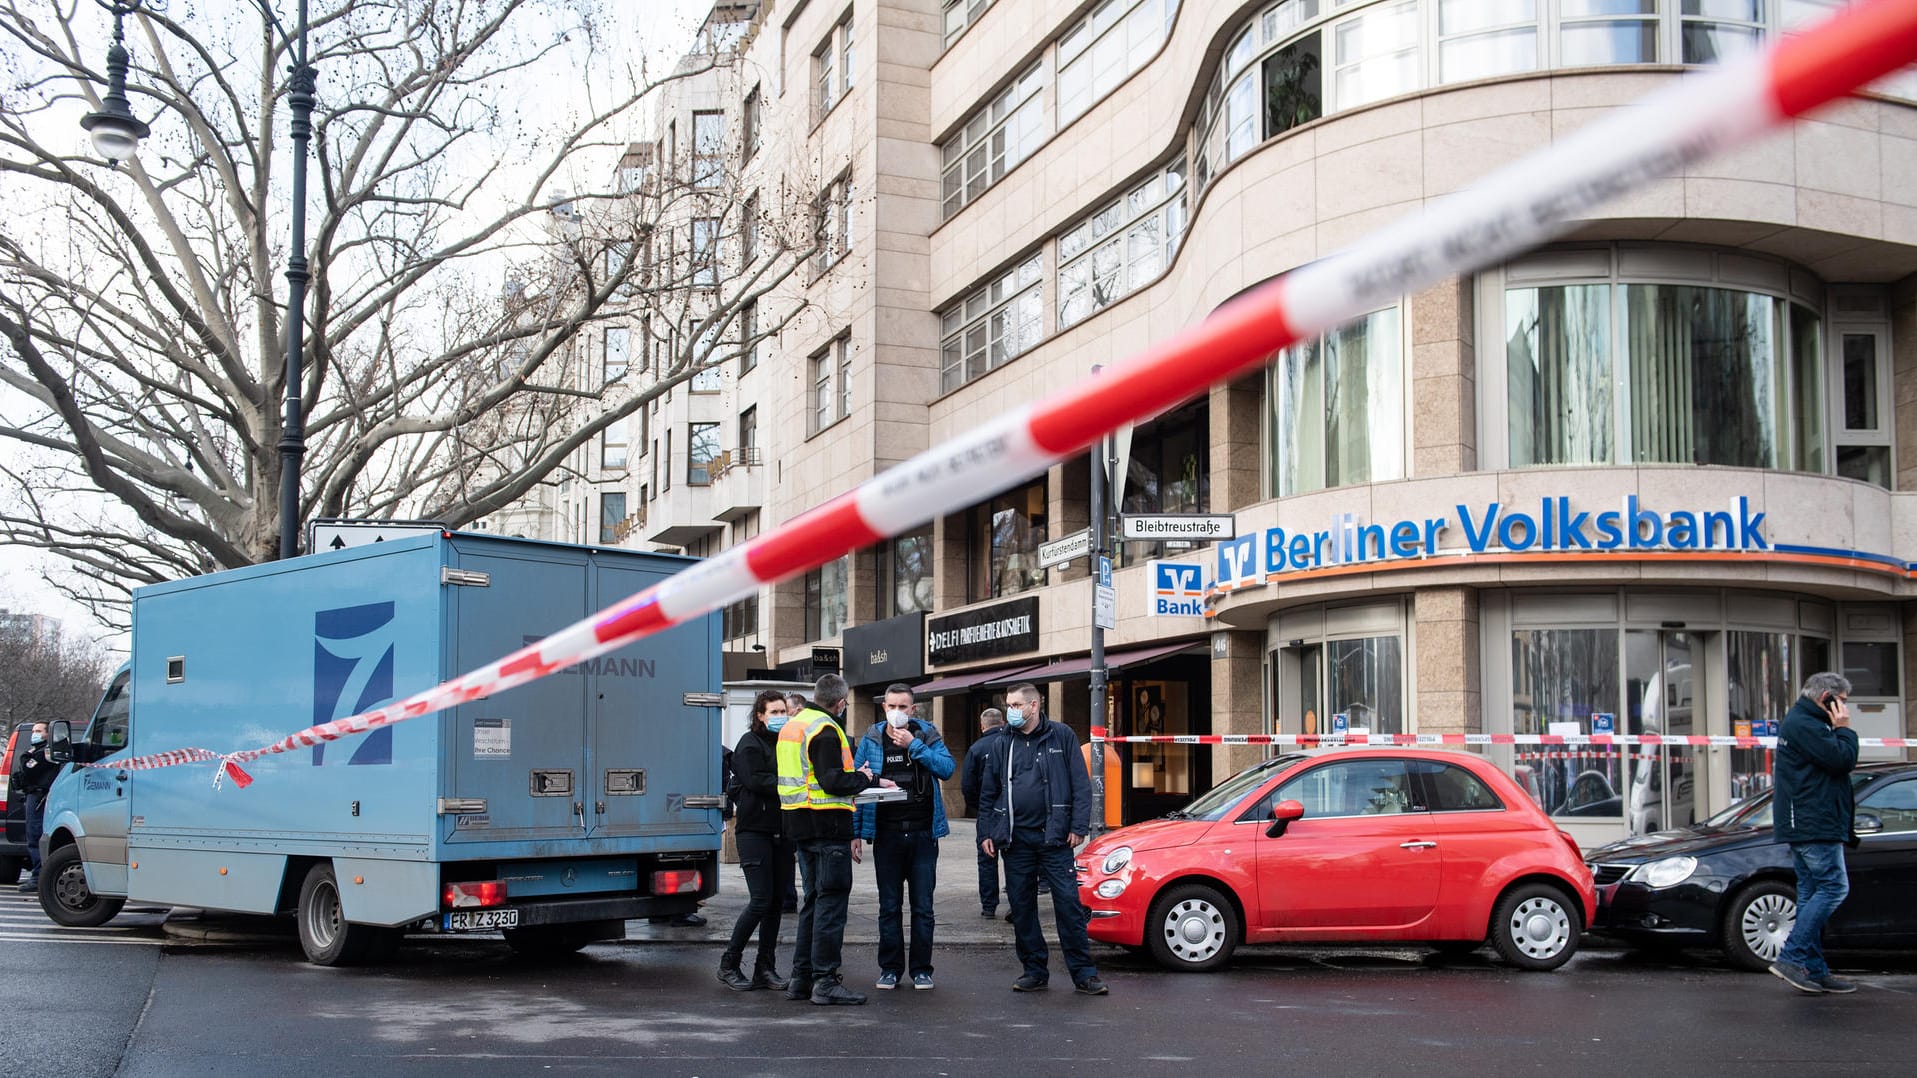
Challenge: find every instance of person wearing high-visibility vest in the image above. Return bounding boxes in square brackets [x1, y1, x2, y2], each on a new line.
[777, 672, 890, 1005]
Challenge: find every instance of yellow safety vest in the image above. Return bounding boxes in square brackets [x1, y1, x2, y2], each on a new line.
[775, 707, 856, 813]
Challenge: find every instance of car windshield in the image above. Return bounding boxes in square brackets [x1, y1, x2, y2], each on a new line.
[1167, 754, 1307, 821]
[1697, 772, 1877, 830]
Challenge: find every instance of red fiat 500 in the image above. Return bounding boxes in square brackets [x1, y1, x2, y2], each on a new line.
[1077, 749, 1595, 972]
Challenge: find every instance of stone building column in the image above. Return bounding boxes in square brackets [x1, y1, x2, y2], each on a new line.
[1210, 373, 1263, 510]
[1210, 629, 1266, 784]
[1411, 277, 1477, 477]
[1415, 587, 1480, 734]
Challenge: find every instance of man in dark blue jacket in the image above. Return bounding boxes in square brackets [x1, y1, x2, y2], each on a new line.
[961, 707, 1006, 918]
[977, 683, 1106, 996]
[1769, 671, 1860, 995]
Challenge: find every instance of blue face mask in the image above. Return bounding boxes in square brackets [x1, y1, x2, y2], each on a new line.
[1006, 707, 1026, 728]
[766, 715, 789, 733]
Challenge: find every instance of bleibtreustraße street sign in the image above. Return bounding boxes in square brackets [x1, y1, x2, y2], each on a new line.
[1119, 514, 1235, 542]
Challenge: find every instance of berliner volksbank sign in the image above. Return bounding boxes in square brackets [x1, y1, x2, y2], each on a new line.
[1214, 495, 1769, 592]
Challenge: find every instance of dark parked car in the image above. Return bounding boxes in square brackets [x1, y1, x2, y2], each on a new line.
[1, 721, 38, 884]
[1585, 762, 1917, 970]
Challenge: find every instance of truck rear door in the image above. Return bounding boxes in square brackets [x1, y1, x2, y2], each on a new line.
[588, 560, 720, 840]
[447, 548, 591, 843]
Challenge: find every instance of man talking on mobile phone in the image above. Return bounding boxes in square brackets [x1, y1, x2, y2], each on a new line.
[1768, 671, 1861, 995]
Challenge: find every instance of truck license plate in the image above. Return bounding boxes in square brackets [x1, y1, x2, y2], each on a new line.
[444, 909, 519, 931]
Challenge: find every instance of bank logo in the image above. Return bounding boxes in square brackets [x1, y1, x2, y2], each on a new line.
[1151, 562, 1206, 617]
[313, 601, 396, 766]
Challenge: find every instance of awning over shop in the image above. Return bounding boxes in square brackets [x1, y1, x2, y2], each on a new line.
[912, 660, 1048, 698]
[984, 640, 1205, 686]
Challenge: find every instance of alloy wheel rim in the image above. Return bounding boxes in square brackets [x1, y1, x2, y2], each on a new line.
[1510, 896, 1570, 958]
[1162, 897, 1226, 963]
[1741, 893, 1796, 960]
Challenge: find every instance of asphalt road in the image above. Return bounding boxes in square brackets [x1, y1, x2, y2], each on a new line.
[6, 890, 1917, 1078]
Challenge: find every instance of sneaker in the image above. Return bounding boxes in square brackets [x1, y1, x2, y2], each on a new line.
[1769, 961, 1826, 994]
[912, 972, 935, 991]
[981, 908, 997, 918]
[875, 971, 899, 990]
[1074, 976, 1110, 996]
[1011, 974, 1048, 992]
[783, 978, 815, 1002]
[751, 965, 789, 992]
[716, 963, 754, 992]
[810, 977, 867, 1006]
[1815, 973, 1859, 994]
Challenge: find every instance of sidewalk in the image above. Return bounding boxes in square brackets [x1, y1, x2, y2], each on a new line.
[625, 818, 1043, 949]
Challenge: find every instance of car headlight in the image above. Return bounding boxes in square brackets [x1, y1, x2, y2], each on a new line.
[1094, 879, 1127, 899]
[1632, 855, 1698, 889]
[1100, 846, 1133, 874]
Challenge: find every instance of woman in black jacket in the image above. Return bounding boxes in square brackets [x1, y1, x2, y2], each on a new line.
[718, 690, 798, 991]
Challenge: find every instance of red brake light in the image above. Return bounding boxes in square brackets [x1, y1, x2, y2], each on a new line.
[443, 881, 508, 908]
[651, 869, 702, 895]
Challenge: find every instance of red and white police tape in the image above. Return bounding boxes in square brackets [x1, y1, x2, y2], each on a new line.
[1086, 731, 1913, 748]
[100, 0, 1917, 788]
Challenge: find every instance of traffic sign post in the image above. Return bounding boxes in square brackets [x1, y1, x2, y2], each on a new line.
[1038, 529, 1093, 569]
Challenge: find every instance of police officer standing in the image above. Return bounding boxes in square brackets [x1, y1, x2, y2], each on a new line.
[16, 723, 56, 892]
[778, 673, 891, 1005]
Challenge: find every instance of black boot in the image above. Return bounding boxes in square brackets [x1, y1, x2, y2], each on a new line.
[809, 975, 867, 1006]
[784, 976, 815, 1001]
[751, 960, 789, 992]
[716, 955, 753, 992]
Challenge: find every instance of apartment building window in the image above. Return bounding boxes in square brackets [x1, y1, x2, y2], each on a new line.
[1057, 0, 1179, 125]
[815, 10, 854, 120]
[814, 172, 853, 274]
[604, 326, 629, 381]
[810, 347, 834, 435]
[724, 595, 760, 640]
[940, 62, 1047, 220]
[1058, 160, 1187, 330]
[742, 87, 762, 161]
[692, 110, 725, 190]
[691, 216, 720, 287]
[969, 478, 1046, 601]
[664, 429, 672, 491]
[741, 192, 760, 267]
[739, 405, 758, 453]
[636, 399, 649, 447]
[689, 422, 721, 485]
[665, 119, 677, 181]
[942, 0, 994, 48]
[740, 299, 760, 374]
[1835, 321, 1891, 487]
[837, 337, 852, 419]
[601, 416, 629, 471]
[940, 254, 1042, 394]
[881, 525, 934, 617]
[805, 554, 851, 640]
[1436, 0, 1538, 84]
[599, 491, 627, 544]
[1268, 304, 1404, 496]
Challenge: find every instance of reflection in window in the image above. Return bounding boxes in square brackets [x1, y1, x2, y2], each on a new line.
[941, 63, 1047, 220]
[883, 526, 935, 616]
[1058, 0, 1180, 126]
[599, 491, 627, 544]
[1276, 758, 1419, 817]
[1511, 628, 1621, 819]
[688, 422, 720, 486]
[968, 479, 1046, 601]
[1626, 284, 1784, 468]
[805, 555, 850, 640]
[1117, 400, 1209, 565]
[1507, 285, 1612, 467]
[1327, 636, 1405, 735]
[1681, 0, 1764, 63]
[1058, 163, 1186, 330]
[1727, 631, 1790, 801]
[942, 0, 995, 49]
[941, 255, 1043, 393]
[1561, 0, 1660, 65]
[1269, 306, 1403, 496]
[1333, 0, 1419, 108]
[601, 416, 629, 471]
[1842, 640, 1901, 696]
[1438, 0, 1537, 82]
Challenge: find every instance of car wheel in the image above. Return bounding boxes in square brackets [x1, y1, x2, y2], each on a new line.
[1145, 883, 1239, 973]
[1490, 883, 1580, 971]
[38, 844, 125, 928]
[296, 863, 398, 966]
[1720, 879, 1795, 973]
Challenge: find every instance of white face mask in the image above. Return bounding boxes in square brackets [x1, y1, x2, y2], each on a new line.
[885, 710, 911, 729]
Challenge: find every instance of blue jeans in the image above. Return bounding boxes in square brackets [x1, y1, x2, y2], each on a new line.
[1779, 841, 1849, 978]
[24, 792, 45, 874]
[978, 841, 1001, 912]
[1002, 833, 1098, 985]
[792, 838, 853, 981]
[723, 829, 794, 970]
[874, 829, 938, 977]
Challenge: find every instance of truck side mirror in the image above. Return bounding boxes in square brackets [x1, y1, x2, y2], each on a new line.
[1265, 799, 1306, 838]
[1854, 812, 1883, 836]
[46, 720, 73, 765]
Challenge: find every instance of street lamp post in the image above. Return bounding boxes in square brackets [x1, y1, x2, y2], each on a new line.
[83, 0, 315, 561]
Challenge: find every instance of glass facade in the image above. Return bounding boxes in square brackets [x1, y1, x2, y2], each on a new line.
[969, 479, 1047, 601]
[1268, 305, 1403, 496]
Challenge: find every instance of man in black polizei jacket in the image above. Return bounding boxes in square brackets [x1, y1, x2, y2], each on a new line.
[1768, 671, 1861, 995]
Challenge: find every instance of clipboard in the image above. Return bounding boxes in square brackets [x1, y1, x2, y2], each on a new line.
[852, 785, 908, 805]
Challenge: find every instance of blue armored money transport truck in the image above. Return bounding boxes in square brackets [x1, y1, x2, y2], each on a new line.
[37, 532, 722, 964]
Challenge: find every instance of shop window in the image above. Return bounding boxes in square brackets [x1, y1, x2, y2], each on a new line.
[1726, 631, 1791, 802]
[805, 554, 850, 640]
[1511, 627, 1621, 820]
[1842, 641, 1900, 697]
[968, 478, 1046, 601]
[881, 526, 934, 618]
[1268, 305, 1403, 496]
[1116, 399, 1209, 565]
[1326, 637, 1404, 735]
[1276, 604, 1408, 739]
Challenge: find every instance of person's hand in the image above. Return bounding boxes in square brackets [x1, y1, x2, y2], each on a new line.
[857, 763, 874, 779]
[878, 778, 898, 789]
[851, 839, 863, 863]
[1068, 832, 1082, 848]
[886, 724, 914, 747]
[980, 838, 995, 858]
[1831, 697, 1852, 727]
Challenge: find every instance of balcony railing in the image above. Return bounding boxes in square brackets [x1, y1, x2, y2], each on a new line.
[609, 506, 648, 544]
[709, 446, 763, 479]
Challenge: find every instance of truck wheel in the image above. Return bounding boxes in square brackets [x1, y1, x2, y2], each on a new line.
[1720, 879, 1795, 972]
[1490, 882, 1581, 971]
[1145, 883, 1240, 972]
[296, 863, 398, 966]
[0, 855, 21, 886]
[502, 924, 599, 957]
[38, 844, 125, 928]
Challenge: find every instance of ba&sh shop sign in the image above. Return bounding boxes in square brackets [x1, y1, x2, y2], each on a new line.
[927, 597, 1040, 666]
